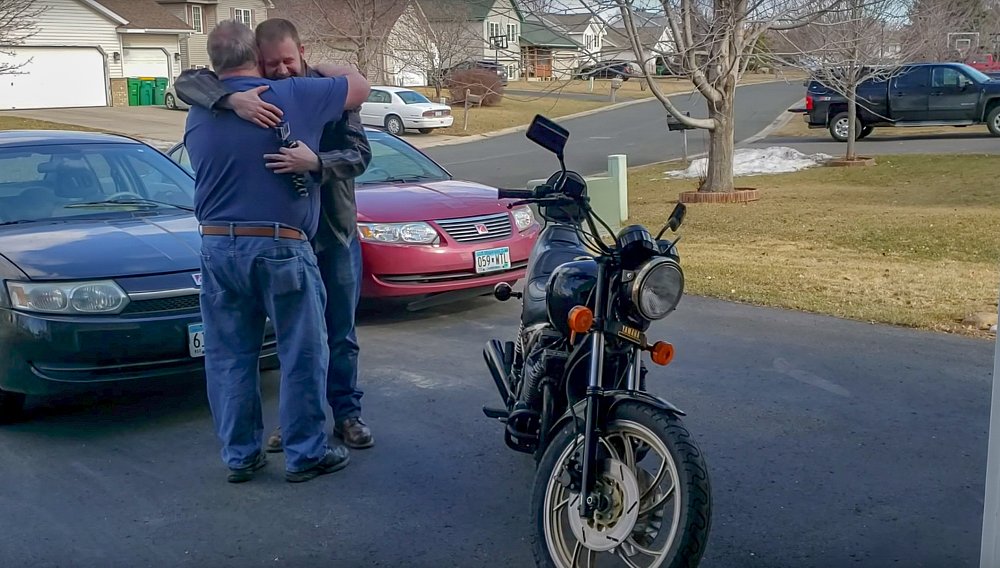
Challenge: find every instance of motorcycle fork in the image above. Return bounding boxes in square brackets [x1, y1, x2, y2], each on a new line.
[578, 258, 609, 518]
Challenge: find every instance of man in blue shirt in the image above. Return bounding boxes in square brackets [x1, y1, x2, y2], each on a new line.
[185, 20, 370, 483]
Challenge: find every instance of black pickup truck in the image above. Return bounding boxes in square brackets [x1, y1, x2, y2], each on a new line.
[794, 62, 1000, 141]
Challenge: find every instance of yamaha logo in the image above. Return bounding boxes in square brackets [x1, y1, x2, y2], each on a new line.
[475, 223, 489, 235]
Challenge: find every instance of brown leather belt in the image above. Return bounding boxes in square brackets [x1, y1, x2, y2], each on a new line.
[199, 224, 307, 241]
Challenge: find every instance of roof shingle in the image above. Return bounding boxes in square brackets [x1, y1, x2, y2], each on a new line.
[94, 0, 192, 31]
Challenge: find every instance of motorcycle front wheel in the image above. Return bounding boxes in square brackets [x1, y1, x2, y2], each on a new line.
[530, 401, 711, 568]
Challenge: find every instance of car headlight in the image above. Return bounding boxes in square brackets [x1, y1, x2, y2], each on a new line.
[358, 222, 440, 244]
[513, 206, 535, 231]
[5, 280, 130, 315]
[630, 257, 683, 320]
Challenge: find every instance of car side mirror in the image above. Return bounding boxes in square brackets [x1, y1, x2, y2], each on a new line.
[667, 202, 686, 232]
[526, 115, 569, 160]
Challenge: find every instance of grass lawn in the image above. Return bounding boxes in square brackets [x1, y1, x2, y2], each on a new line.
[0, 115, 101, 132]
[774, 114, 994, 139]
[627, 154, 1000, 336]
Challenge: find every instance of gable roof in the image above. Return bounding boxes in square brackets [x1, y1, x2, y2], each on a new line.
[604, 25, 668, 51]
[421, 0, 523, 23]
[92, 0, 192, 32]
[540, 13, 594, 35]
[520, 19, 579, 48]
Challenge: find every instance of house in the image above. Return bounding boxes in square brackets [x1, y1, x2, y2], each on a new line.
[537, 13, 606, 67]
[0, 0, 192, 110]
[155, 0, 273, 70]
[519, 18, 581, 80]
[381, 2, 437, 87]
[602, 20, 676, 75]
[421, 0, 524, 81]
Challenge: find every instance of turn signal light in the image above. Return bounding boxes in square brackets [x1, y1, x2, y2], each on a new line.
[650, 341, 675, 366]
[567, 306, 594, 333]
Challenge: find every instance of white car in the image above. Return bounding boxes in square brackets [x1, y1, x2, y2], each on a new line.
[163, 84, 190, 111]
[361, 86, 453, 135]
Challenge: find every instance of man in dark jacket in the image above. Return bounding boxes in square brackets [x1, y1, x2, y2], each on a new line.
[176, 18, 375, 451]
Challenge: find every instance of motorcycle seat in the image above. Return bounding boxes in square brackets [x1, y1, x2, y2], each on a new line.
[521, 225, 589, 327]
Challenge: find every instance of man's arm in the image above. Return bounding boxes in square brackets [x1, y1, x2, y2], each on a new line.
[315, 110, 372, 183]
[174, 68, 283, 128]
[311, 63, 371, 110]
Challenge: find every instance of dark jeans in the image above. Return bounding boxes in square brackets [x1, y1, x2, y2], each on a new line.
[199, 233, 331, 473]
[318, 236, 363, 422]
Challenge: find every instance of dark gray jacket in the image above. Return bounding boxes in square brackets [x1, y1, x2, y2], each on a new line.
[174, 68, 372, 252]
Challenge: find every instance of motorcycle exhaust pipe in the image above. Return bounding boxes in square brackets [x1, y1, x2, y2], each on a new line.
[484, 339, 512, 405]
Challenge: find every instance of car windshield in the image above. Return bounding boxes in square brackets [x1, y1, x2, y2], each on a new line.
[958, 64, 993, 83]
[0, 142, 195, 225]
[357, 132, 450, 185]
[397, 90, 431, 104]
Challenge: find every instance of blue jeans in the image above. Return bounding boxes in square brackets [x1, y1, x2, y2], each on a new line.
[317, 236, 363, 421]
[199, 233, 331, 473]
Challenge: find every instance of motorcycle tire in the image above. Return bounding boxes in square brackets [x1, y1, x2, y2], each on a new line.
[530, 401, 711, 568]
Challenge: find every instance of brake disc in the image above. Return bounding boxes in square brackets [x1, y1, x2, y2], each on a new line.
[567, 458, 640, 552]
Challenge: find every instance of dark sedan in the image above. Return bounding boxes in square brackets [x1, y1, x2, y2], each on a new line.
[0, 130, 276, 422]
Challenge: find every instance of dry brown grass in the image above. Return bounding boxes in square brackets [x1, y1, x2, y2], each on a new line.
[627, 154, 1000, 336]
[0, 115, 101, 132]
[775, 115, 992, 139]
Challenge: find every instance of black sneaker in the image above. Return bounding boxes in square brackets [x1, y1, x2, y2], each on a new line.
[227, 452, 267, 484]
[285, 446, 350, 483]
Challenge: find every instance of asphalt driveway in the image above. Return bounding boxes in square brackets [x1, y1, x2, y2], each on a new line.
[0, 293, 990, 567]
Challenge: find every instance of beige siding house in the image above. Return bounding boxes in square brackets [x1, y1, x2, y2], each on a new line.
[422, 0, 524, 81]
[0, 0, 191, 110]
[155, 0, 272, 69]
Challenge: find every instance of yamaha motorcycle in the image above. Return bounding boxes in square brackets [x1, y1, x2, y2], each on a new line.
[484, 115, 711, 568]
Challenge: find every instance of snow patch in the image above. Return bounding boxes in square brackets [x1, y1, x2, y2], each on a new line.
[666, 146, 833, 179]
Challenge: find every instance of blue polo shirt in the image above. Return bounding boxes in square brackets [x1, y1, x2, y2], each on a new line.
[184, 75, 348, 239]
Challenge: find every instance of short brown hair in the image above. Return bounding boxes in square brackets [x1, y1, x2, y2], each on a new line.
[255, 18, 301, 47]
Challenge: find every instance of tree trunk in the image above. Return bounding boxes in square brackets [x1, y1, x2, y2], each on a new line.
[846, 88, 858, 161]
[699, 104, 735, 193]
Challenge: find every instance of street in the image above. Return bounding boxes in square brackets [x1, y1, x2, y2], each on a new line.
[0, 294, 990, 567]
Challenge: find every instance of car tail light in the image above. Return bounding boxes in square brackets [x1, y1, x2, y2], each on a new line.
[423, 109, 451, 118]
[805, 95, 814, 111]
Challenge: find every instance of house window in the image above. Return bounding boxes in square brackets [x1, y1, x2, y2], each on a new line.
[191, 5, 203, 34]
[488, 21, 502, 40]
[506, 23, 517, 43]
[506, 63, 517, 80]
[234, 8, 253, 27]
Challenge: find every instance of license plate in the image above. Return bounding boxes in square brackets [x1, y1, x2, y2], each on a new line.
[475, 247, 511, 274]
[188, 323, 205, 358]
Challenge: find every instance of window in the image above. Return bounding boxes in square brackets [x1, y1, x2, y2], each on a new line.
[396, 90, 431, 104]
[366, 90, 391, 104]
[507, 23, 517, 43]
[932, 67, 973, 89]
[892, 66, 927, 90]
[355, 132, 450, 185]
[488, 21, 502, 40]
[191, 5, 203, 34]
[233, 8, 253, 27]
[506, 64, 517, 80]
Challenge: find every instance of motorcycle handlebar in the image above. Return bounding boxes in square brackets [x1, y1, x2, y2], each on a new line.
[497, 188, 537, 200]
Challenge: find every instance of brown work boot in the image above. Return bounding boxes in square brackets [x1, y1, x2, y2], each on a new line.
[334, 417, 374, 449]
[265, 426, 283, 453]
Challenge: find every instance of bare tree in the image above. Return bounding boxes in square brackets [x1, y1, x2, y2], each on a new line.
[560, 0, 844, 194]
[0, 0, 45, 75]
[385, 0, 481, 98]
[271, 0, 410, 82]
[777, 0, 976, 160]
[904, 0, 989, 60]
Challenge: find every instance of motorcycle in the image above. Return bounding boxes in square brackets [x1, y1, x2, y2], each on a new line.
[484, 115, 712, 568]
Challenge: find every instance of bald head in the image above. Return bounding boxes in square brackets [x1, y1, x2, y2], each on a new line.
[207, 20, 259, 75]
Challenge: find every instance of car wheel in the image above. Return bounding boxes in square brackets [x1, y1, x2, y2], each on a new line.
[165, 93, 176, 110]
[987, 105, 1000, 136]
[829, 112, 861, 142]
[858, 125, 875, 139]
[418, 128, 434, 134]
[0, 387, 26, 424]
[385, 115, 404, 136]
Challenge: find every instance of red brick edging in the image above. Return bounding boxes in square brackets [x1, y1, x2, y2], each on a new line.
[678, 188, 759, 203]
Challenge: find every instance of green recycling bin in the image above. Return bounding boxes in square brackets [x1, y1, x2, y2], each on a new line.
[127, 78, 140, 106]
[138, 78, 155, 106]
[153, 77, 168, 106]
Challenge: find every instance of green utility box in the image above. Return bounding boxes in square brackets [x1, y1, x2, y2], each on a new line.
[138, 78, 155, 106]
[127, 78, 140, 106]
[153, 77, 168, 106]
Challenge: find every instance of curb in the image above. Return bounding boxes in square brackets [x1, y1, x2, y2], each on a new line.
[739, 98, 804, 146]
[419, 78, 801, 149]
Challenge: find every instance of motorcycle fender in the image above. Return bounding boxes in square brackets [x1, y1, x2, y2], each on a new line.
[549, 390, 686, 436]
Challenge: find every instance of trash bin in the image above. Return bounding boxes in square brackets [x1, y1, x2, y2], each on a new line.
[153, 77, 168, 106]
[138, 78, 155, 106]
[127, 78, 140, 106]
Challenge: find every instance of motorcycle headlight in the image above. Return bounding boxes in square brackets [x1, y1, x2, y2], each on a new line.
[513, 206, 535, 231]
[358, 222, 440, 244]
[630, 257, 683, 320]
[5, 280, 130, 315]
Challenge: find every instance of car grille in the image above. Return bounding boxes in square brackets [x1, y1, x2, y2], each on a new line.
[122, 294, 200, 315]
[378, 260, 528, 285]
[435, 212, 512, 243]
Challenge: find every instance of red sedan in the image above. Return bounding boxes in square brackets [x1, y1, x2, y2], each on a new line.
[167, 128, 539, 309]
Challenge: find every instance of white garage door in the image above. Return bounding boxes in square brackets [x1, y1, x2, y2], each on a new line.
[0, 47, 107, 110]
[123, 48, 169, 80]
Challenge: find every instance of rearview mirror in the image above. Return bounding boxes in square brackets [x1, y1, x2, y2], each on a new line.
[526, 115, 569, 159]
[667, 203, 686, 232]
